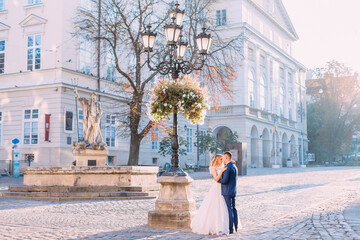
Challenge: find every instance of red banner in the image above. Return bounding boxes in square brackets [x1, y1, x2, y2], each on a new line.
[45, 114, 50, 142]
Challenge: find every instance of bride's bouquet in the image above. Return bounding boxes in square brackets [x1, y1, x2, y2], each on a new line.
[147, 76, 209, 125]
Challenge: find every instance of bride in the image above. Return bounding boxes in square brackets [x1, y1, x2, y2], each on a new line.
[191, 154, 230, 235]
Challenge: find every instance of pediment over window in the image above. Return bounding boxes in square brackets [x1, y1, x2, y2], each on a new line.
[0, 22, 10, 39]
[0, 22, 10, 31]
[19, 14, 47, 28]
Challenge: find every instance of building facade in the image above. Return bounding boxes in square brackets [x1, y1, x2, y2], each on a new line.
[0, 0, 307, 169]
[208, 0, 308, 167]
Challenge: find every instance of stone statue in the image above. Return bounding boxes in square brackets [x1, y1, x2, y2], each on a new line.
[74, 90, 106, 150]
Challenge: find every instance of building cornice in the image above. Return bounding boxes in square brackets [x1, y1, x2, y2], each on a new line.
[0, 82, 130, 103]
[246, 0, 298, 40]
[0, 68, 130, 103]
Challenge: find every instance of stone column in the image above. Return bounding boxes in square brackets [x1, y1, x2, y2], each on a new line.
[148, 175, 196, 229]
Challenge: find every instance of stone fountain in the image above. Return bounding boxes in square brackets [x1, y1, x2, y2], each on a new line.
[0, 92, 159, 201]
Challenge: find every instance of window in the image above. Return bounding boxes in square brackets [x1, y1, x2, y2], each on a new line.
[280, 67, 285, 80]
[0, 0, 5, 11]
[216, 9, 227, 26]
[79, 34, 92, 74]
[25, 154, 35, 166]
[248, 70, 255, 107]
[105, 114, 116, 147]
[247, 11, 252, 25]
[260, 74, 267, 110]
[0, 111, 2, 146]
[287, 43, 291, 54]
[248, 47, 254, 60]
[268, 0, 275, 14]
[151, 128, 159, 150]
[185, 0, 190, 16]
[270, 30, 274, 41]
[270, 61, 274, 112]
[24, 109, 39, 144]
[27, 35, 41, 71]
[78, 110, 84, 141]
[288, 87, 293, 120]
[279, 36, 282, 48]
[107, 156, 115, 165]
[288, 72, 293, 83]
[152, 157, 158, 165]
[0, 40, 5, 74]
[260, 55, 266, 67]
[28, 0, 42, 5]
[106, 50, 115, 81]
[186, 128, 193, 153]
[280, 86, 285, 117]
[106, 66, 115, 81]
[65, 111, 73, 131]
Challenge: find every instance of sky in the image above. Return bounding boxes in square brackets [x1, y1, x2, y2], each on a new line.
[282, 0, 360, 73]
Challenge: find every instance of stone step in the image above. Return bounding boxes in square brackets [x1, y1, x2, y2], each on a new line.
[8, 185, 160, 193]
[0, 195, 157, 201]
[0, 191, 158, 198]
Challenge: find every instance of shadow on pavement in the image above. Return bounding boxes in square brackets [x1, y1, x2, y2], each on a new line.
[348, 178, 360, 182]
[237, 184, 324, 197]
[75, 224, 224, 240]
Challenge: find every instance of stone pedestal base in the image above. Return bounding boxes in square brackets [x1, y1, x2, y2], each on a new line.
[272, 164, 280, 168]
[300, 164, 307, 168]
[148, 175, 196, 229]
[73, 148, 109, 166]
[22, 166, 158, 187]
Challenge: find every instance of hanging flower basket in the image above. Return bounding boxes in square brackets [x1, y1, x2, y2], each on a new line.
[147, 76, 209, 125]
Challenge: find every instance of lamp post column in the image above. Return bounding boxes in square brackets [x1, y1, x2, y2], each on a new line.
[145, 1, 212, 229]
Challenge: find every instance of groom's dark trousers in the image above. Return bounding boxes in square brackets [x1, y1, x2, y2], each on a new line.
[223, 195, 238, 233]
[218, 162, 238, 233]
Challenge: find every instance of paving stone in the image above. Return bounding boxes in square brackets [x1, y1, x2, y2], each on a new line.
[1, 167, 360, 239]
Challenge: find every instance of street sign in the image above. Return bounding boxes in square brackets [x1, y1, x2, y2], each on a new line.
[12, 138, 20, 145]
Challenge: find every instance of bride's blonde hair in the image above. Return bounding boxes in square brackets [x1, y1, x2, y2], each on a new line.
[210, 154, 223, 168]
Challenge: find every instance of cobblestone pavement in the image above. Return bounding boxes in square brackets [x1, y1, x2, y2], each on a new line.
[1, 167, 360, 239]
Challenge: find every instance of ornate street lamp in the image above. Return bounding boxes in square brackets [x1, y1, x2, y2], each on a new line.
[141, 25, 157, 52]
[142, 1, 212, 176]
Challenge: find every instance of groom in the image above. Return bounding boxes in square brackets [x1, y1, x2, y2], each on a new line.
[218, 151, 238, 234]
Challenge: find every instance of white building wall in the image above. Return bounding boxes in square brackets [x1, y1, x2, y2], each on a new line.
[0, 0, 306, 168]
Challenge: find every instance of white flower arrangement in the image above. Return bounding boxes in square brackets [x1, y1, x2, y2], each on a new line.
[147, 76, 209, 125]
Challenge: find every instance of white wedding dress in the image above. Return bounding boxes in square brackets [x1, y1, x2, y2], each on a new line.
[191, 167, 229, 235]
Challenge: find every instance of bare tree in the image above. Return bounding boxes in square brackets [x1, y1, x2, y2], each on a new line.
[76, 0, 244, 165]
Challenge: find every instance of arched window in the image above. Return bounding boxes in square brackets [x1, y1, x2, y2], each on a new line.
[260, 74, 267, 110]
[248, 69, 255, 107]
[288, 87, 293, 120]
[280, 85, 285, 117]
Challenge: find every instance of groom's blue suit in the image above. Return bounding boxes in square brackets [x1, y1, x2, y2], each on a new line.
[218, 162, 238, 233]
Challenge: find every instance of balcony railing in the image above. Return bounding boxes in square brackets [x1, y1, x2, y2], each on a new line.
[207, 105, 303, 130]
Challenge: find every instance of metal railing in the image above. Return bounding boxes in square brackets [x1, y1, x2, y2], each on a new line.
[0, 160, 32, 176]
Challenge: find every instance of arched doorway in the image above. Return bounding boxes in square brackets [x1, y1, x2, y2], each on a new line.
[262, 128, 270, 167]
[271, 132, 280, 166]
[290, 135, 298, 166]
[213, 126, 232, 154]
[251, 125, 259, 167]
[282, 133, 288, 167]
